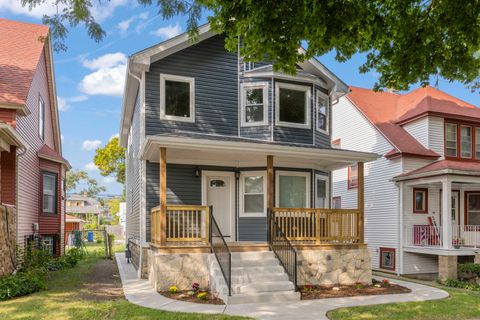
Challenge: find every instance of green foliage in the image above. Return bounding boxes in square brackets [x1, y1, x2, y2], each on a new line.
[107, 233, 115, 259]
[21, 0, 480, 92]
[458, 263, 480, 277]
[66, 170, 106, 197]
[94, 137, 126, 185]
[0, 271, 47, 301]
[441, 279, 480, 291]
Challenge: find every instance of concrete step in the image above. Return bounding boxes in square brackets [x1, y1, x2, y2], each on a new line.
[231, 280, 295, 294]
[231, 272, 289, 285]
[231, 258, 279, 268]
[231, 251, 274, 261]
[231, 265, 285, 274]
[226, 290, 301, 304]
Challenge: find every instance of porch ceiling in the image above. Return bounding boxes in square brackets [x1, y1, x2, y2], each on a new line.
[140, 135, 379, 170]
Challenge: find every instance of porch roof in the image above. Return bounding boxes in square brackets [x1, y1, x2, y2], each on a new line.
[393, 159, 480, 181]
[140, 134, 379, 170]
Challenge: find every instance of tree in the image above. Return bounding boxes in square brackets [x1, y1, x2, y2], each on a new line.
[23, 0, 480, 91]
[94, 137, 126, 185]
[66, 170, 106, 197]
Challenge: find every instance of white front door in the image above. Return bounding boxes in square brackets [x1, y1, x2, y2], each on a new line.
[203, 172, 235, 241]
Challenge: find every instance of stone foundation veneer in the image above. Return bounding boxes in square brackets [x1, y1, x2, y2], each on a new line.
[148, 251, 210, 291]
[438, 255, 457, 281]
[297, 248, 372, 285]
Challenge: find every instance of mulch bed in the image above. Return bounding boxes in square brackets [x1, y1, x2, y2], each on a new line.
[159, 290, 225, 305]
[80, 258, 124, 301]
[300, 282, 411, 300]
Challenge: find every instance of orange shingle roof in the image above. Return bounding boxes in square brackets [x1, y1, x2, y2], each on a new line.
[347, 86, 480, 158]
[0, 18, 49, 106]
[395, 159, 480, 179]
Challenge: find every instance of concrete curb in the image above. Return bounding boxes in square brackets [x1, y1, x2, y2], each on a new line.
[115, 253, 449, 320]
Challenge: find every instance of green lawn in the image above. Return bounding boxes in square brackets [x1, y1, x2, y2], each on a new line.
[0, 248, 247, 320]
[329, 283, 480, 320]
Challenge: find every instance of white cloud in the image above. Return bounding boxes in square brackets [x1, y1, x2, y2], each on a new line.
[79, 52, 127, 97]
[117, 17, 135, 36]
[82, 139, 102, 151]
[0, 0, 59, 18]
[103, 177, 116, 183]
[84, 162, 98, 171]
[57, 95, 87, 112]
[138, 12, 149, 20]
[90, 0, 128, 22]
[151, 22, 182, 40]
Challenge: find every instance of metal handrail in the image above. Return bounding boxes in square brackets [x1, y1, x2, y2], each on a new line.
[269, 209, 298, 291]
[209, 206, 232, 296]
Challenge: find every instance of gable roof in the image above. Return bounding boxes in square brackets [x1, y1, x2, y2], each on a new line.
[0, 19, 49, 108]
[120, 24, 349, 146]
[346, 86, 479, 159]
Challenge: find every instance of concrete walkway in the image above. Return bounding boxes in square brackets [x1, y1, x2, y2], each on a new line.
[115, 253, 448, 320]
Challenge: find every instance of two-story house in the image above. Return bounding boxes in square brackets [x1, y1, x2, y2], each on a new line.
[0, 18, 70, 259]
[332, 86, 480, 281]
[120, 25, 377, 304]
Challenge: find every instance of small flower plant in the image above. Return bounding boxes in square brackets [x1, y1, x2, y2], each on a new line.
[381, 279, 390, 287]
[197, 292, 207, 301]
[452, 237, 465, 247]
[304, 283, 314, 292]
[355, 282, 365, 290]
[192, 282, 200, 292]
[169, 285, 178, 295]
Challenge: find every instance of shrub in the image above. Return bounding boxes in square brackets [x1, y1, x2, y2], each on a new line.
[169, 286, 178, 294]
[0, 271, 47, 301]
[458, 263, 480, 277]
[197, 292, 207, 301]
[192, 282, 200, 292]
[442, 279, 480, 291]
[355, 282, 365, 290]
[381, 279, 391, 287]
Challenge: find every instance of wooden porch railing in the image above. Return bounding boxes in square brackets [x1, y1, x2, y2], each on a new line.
[271, 208, 363, 244]
[150, 205, 210, 245]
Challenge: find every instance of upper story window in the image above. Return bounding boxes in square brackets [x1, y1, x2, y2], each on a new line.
[347, 164, 358, 189]
[160, 74, 195, 123]
[241, 82, 268, 127]
[43, 172, 57, 214]
[39, 96, 45, 140]
[316, 90, 329, 133]
[445, 121, 480, 161]
[275, 82, 311, 129]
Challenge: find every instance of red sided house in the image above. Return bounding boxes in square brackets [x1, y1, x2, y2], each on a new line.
[0, 19, 70, 256]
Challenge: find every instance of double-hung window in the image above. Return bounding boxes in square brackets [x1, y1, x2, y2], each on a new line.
[315, 174, 329, 208]
[160, 74, 195, 122]
[445, 123, 457, 157]
[413, 188, 428, 214]
[240, 171, 266, 217]
[461, 125, 472, 158]
[275, 82, 311, 129]
[241, 82, 268, 126]
[347, 165, 358, 189]
[476, 128, 480, 160]
[43, 172, 57, 214]
[316, 90, 329, 133]
[275, 171, 310, 208]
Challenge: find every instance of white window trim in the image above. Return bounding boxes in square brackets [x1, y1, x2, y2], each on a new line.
[275, 170, 311, 207]
[316, 89, 329, 134]
[160, 73, 195, 123]
[239, 171, 267, 217]
[240, 82, 269, 127]
[275, 82, 311, 129]
[39, 96, 45, 140]
[314, 174, 329, 208]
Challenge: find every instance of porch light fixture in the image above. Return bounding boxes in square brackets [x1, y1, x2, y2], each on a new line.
[194, 167, 201, 177]
[235, 170, 240, 179]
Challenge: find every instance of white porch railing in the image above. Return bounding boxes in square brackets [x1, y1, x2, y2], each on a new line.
[405, 225, 443, 247]
[452, 225, 480, 248]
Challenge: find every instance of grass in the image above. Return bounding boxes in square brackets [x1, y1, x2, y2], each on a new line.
[328, 281, 480, 320]
[0, 244, 247, 320]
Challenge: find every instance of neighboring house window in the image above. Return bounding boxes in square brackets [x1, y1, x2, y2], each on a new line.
[276, 171, 310, 208]
[315, 174, 329, 208]
[445, 123, 457, 157]
[160, 74, 195, 122]
[41, 235, 55, 255]
[347, 165, 358, 189]
[316, 90, 329, 133]
[331, 139, 341, 149]
[332, 196, 341, 209]
[275, 82, 311, 129]
[460, 125, 472, 158]
[39, 96, 45, 140]
[413, 188, 428, 213]
[43, 172, 57, 214]
[379, 247, 395, 271]
[240, 82, 268, 126]
[240, 171, 267, 217]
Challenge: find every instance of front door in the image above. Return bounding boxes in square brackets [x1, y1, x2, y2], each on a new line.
[204, 172, 235, 241]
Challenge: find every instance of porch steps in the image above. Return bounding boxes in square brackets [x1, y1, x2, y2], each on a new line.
[209, 251, 300, 304]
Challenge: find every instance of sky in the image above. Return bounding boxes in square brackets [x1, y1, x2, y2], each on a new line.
[1, 1, 479, 196]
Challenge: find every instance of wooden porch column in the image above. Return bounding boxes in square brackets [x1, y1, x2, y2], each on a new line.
[159, 147, 167, 246]
[267, 155, 274, 243]
[357, 162, 365, 244]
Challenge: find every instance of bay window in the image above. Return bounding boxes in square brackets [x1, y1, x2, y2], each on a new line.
[241, 82, 268, 126]
[160, 74, 195, 122]
[347, 165, 358, 189]
[276, 171, 310, 208]
[275, 82, 311, 129]
[316, 90, 329, 133]
[43, 172, 57, 214]
[445, 123, 457, 157]
[240, 171, 266, 217]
